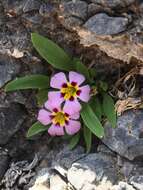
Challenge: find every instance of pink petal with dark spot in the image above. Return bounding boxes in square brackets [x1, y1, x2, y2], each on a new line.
[44, 100, 56, 111]
[63, 99, 81, 115]
[79, 85, 90, 102]
[70, 112, 80, 120]
[65, 120, 81, 135]
[50, 72, 67, 89]
[38, 109, 51, 125]
[69, 71, 85, 86]
[48, 91, 64, 108]
[48, 124, 64, 136]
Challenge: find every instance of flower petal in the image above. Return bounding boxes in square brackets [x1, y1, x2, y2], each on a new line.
[63, 99, 81, 115]
[44, 100, 55, 111]
[70, 112, 80, 120]
[48, 124, 64, 136]
[48, 91, 64, 108]
[65, 120, 81, 135]
[50, 72, 67, 89]
[38, 109, 51, 125]
[69, 71, 85, 86]
[79, 85, 90, 102]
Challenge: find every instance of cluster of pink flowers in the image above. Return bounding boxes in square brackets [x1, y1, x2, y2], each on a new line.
[38, 71, 91, 136]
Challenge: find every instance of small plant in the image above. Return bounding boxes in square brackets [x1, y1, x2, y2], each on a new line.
[5, 33, 116, 152]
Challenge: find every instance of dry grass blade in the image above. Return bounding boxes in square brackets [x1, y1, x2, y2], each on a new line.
[115, 97, 142, 115]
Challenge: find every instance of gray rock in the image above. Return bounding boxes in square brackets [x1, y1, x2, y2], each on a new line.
[84, 13, 128, 35]
[23, 0, 41, 13]
[102, 110, 143, 160]
[60, 16, 83, 30]
[36, 143, 85, 179]
[0, 103, 26, 145]
[0, 148, 9, 180]
[5, 91, 27, 106]
[0, 27, 29, 58]
[0, 2, 6, 26]
[112, 182, 136, 190]
[88, 3, 103, 17]
[97, 144, 116, 156]
[91, 0, 135, 8]
[97, 145, 134, 178]
[2, 0, 25, 15]
[139, 3, 143, 13]
[61, 1, 88, 20]
[50, 174, 67, 190]
[29, 167, 50, 189]
[22, 13, 43, 25]
[0, 55, 20, 88]
[81, 183, 96, 190]
[1, 156, 38, 189]
[67, 153, 119, 190]
[35, 168, 50, 179]
[119, 160, 134, 178]
[52, 145, 85, 170]
[29, 174, 50, 190]
[29, 169, 67, 190]
[59, 0, 88, 30]
[129, 175, 143, 190]
[39, 3, 56, 17]
[68, 162, 96, 190]
[28, 145, 143, 190]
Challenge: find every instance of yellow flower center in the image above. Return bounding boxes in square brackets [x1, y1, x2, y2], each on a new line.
[52, 111, 69, 127]
[61, 82, 81, 101]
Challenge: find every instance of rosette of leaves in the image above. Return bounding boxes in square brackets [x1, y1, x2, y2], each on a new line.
[5, 33, 116, 152]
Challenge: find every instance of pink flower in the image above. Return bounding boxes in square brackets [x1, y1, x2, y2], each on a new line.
[38, 100, 81, 136]
[48, 71, 90, 115]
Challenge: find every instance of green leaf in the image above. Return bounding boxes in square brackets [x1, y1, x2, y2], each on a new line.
[62, 134, 72, 140]
[27, 122, 47, 138]
[90, 97, 102, 120]
[31, 33, 74, 71]
[99, 81, 108, 91]
[37, 89, 48, 106]
[81, 104, 104, 138]
[69, 133, 80, 149]
[5, 75, 49, 92]
[89, 68, 96, 78]
[75, 59, 90, 82]
[83, 125, 92, 153]
[102, 93, 117, 128]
